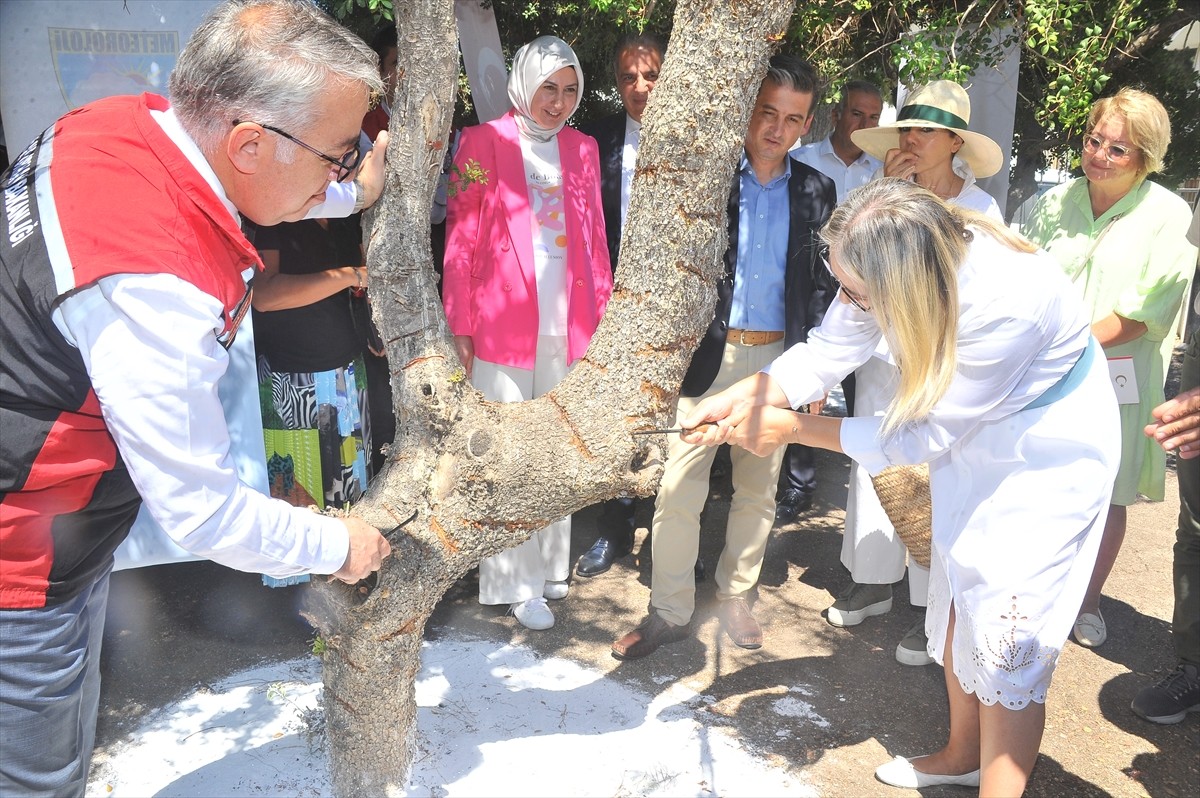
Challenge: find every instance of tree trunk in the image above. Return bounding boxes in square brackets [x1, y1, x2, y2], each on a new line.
[302, 0, 796, 794]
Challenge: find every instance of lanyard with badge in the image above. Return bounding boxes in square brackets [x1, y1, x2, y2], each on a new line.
[1071, 214, 1139, 405]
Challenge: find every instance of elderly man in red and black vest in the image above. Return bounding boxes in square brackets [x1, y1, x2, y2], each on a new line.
[0, 2, 392, 794]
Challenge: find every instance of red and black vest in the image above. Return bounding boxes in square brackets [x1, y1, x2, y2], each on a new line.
[0, 93, 260, 608]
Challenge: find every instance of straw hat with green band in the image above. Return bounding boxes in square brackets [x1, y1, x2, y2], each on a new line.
[851, 80, 1005, 179]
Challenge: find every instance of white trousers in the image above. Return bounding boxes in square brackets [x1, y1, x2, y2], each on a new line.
[842, 356, 929, 606]
[472, 336, 572, 605]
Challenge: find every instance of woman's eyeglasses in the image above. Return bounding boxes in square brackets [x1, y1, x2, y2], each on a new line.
[1082, 134, 1134, 163]
[822, 256, 870, 312]
[232, 120, 362, 183]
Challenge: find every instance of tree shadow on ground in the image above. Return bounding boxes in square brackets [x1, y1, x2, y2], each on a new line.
[1097, 668, 1200, 798]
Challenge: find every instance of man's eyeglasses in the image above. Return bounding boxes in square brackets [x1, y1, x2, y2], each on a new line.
[1082, 134, 1134, 163]
[822, 256, 870, 312]
[233, 120, 361, 182]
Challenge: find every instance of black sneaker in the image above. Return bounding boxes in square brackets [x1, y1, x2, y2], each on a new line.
[1131, 663, 1200, 724]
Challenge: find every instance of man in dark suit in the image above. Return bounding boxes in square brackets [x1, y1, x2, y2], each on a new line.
[613, 54, 836, 659]
[574, 33, 666, 577]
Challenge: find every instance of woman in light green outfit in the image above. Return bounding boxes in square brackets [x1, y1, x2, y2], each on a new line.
[1024, 88, 1196, 650]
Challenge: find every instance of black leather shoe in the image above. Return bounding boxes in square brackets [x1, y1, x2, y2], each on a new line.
[576, 536, 632, 577]
[775, 488, 813, 524]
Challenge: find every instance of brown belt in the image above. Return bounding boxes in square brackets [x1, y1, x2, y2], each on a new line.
[727, 328, 785, 346]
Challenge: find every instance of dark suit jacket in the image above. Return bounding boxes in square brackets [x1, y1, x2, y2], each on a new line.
[680, 157, 837, 397]
[577, 112, 627, 270]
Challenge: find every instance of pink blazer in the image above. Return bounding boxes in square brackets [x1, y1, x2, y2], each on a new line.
[443, 111, 613, 370]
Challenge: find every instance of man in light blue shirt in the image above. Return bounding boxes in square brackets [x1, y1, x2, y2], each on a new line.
[774, 79, 883, 521]
[612, 55, 836, 660]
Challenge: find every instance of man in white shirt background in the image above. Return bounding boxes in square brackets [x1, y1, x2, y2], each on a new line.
[791, 78, 884, 204]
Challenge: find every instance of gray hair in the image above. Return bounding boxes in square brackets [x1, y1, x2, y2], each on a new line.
[836, 79, 882, 111]
[169, 0, 383, 155]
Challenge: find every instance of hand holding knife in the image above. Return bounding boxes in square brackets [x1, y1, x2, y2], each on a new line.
[632, 420, 718, 436]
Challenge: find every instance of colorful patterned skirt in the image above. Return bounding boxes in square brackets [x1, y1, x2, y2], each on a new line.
[257, 354, 373, 586]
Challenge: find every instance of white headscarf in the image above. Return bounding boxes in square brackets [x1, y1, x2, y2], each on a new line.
[507, 35, 583, 142]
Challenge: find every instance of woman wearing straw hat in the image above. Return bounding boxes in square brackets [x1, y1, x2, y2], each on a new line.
[679, 178, 1119, 795]
[821, 81, 1004, 667]
[443, 35, 612, 631]
[853, 79, 1003, 215]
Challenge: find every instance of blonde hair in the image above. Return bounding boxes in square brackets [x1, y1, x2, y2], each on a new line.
[1088, 87, 1171, 179]
[822, 178, 1036, 437]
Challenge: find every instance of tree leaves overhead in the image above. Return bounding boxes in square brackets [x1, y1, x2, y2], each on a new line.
[333, 0, 1197, 200]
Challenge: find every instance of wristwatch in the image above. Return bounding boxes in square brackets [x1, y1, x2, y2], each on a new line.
[352, 179, 366, 213]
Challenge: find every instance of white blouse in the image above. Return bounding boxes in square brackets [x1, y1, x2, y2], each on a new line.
[766, 229, 1093, 474]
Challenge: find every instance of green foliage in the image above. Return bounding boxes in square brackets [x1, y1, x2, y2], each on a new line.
[326, 0, 1196, 187]
[1021, 0, 1146, 132]
[786, 2, 1020, 104]
[445, 159, 489, 198]
[331, 0, 393, 25]
[311, 635, 329, 657]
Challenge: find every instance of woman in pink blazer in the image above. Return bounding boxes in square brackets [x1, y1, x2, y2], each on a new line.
[443, 35, 613, 630]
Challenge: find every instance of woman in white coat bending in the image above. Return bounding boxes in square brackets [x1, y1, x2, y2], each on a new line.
[825, 79, 1005, 667]
[679, 178, 1119, 796]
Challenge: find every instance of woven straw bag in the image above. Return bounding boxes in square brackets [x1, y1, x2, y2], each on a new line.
[870, 464, 933, 568]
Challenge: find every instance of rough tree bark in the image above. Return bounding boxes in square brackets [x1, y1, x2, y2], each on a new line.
[301, 0, 796, 794]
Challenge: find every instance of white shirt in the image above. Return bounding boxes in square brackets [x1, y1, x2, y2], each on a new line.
[520, 134, 569, 335]
[791, 137, 881, 203]
[51, 108, 349, 578]
[766, 229, 1092, 474]
[620, 114, 641, 229]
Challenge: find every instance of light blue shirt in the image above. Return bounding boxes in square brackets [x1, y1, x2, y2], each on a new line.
[729, 153, 790, 332]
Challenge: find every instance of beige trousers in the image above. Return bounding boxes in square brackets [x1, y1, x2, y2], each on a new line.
[650, 339, 786, 626]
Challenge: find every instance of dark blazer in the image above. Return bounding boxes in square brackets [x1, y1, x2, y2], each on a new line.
[680, 157, 837, 397]
[577, 112, 628, 270]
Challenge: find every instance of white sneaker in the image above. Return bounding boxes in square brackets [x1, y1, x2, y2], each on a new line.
[543, 580, 569, 600]
[826, 582, 893, 627]
[510, 597, 555, 630]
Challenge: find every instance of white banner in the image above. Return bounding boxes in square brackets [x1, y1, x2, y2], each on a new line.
[0, 1, 214, 156]
[453, 0, 509, 123]
[965, 28, 1021, 219]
